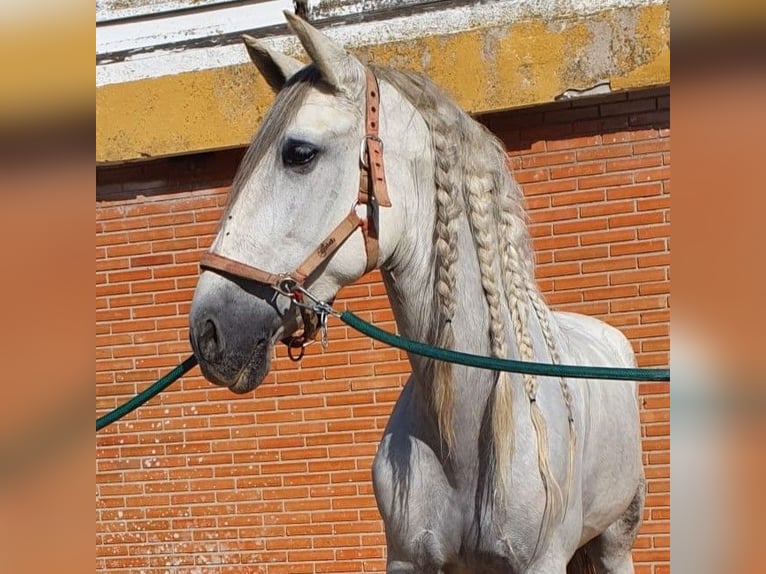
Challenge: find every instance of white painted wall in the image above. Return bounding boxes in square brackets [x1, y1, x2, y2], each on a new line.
[96, 0, 242, 23]
[97, 0, 294, 56]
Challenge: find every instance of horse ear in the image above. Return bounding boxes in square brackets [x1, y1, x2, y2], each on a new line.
[283, 10, 361, 93]
[242, 34, 304, 92]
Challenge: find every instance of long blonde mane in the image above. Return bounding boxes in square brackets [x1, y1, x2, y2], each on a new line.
[375, 67, 576, 537]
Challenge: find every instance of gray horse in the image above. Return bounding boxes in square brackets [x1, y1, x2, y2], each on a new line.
[189, 12, 644, 573]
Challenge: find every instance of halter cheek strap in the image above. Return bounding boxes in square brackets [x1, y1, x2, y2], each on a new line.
[357, 68, 390, 274]
[199, 68, 391, 348]
[198, 208, 364, 289]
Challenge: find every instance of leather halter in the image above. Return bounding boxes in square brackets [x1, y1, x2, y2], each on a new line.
[199, 68, 391, 352]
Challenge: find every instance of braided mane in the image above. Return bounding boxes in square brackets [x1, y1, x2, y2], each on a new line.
[374, 67, 576, 536]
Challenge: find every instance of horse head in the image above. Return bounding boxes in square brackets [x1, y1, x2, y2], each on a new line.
[189, 13, 430, 393]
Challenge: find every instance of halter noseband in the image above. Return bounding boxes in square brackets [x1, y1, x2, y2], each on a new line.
[199, 68, 391, 357]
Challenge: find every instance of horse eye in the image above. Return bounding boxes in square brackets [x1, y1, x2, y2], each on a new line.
[283, 140, 318, 167]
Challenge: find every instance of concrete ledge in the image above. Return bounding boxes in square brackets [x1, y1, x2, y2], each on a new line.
[96, 2, 669, 164]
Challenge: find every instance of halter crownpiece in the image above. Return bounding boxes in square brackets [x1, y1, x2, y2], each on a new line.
[199, 68, 391, 352]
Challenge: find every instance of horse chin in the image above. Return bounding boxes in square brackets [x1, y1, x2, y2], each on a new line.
[196, 337, 273, 394]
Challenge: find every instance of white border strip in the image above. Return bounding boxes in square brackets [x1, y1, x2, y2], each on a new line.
[96, 0, 243, 23]
[97, 0, 293, 56]
[96, 0, 663, 87]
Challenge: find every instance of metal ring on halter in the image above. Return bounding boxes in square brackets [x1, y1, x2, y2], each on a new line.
[275, 276, 300, 297]
[286, 337, 308, 361]
[359, 135, 383, 169]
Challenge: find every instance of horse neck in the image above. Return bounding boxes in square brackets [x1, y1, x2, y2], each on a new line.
[380, 185, 507, 450]
[382, 208, 498, 354]
[375, 81, 554, 477]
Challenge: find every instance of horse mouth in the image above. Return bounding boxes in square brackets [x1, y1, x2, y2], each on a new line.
[196, 337, 273, 394]
[228, 338, 273, 394]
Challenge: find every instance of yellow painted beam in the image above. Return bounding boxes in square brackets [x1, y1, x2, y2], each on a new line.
[96, 3, 669, 164]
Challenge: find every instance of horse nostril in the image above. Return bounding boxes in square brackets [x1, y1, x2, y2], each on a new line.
[199, 318, 223, 363]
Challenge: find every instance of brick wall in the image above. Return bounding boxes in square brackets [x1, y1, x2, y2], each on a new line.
[96, 86, 669, 573]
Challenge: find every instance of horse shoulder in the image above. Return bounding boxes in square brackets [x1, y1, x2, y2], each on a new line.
[372, 380, 464, 569]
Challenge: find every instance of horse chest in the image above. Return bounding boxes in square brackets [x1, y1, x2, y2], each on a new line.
[373, 406, 551, 572]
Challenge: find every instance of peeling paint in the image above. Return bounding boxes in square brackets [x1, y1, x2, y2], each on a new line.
[556, 80, 612, 100]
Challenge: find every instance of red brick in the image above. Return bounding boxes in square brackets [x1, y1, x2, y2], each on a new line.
[578, 173, 634, 190]
[526, 195, 551, 212]
[633, 139, 670, 155]
[130, 254, 174, 267]
[637, 224, 670, 240]
[514, 168, 549, 184]
[553, 246, 608, 262]
[607, 182, 663, 201]
[546, 292, 581, 306]
[611, 296, 668, 313]
[637, 253, 670, 268]
[523, 178, 577, 196]
[609, 211, 665, 229]
[107, 269, 152, 283]
[96, 206, 126, 221]
[110, 318, 156, 334]
[96, 233, 129, 247]
[610, 268, 666, 285]
[547, 135, 601, 151]
[576, 144, 632, 161]
[533, 235, 579, 251]
[520, 151, 576, 168]
[553, 218, 609, 235]
[96, 258, 129, 272]
[639, 281, 670, 296]
[529, 206, 579, 224]
[580, 228, 636, 246]
[606, 155, 663, 172]
[550, 189, 606, 207]
[553, 274, 608, 291]
[602, 129, 658, 144]
[650, 183, 671, 205]
[579, 200, 634, 218]
[641, 339, 669, 353]
[151, 237, 198, 252]
[108, 294, 155, 309]
[152, 263, 199, 278]
[535, 262, 581, 278]
[583, 285, 639, 301]
[549, 162, 605, 180]
[610, 239, 667, 257]
[640, 309, 670, 324]
[96, 283, 130, 298]
[100, 217, 150, 232]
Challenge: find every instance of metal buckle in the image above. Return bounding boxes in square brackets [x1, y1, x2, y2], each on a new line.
[277, 280, 339, 359]
[359, 135, 383, 169]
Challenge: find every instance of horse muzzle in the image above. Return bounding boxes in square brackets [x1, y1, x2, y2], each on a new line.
[189, 270, 287, 393]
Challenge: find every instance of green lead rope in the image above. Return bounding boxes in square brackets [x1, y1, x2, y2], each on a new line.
[96, 355, 198, 431]
[97, 313, 669, 431]
[340, 311, 670, 382]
